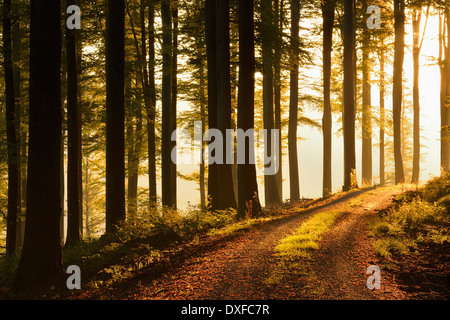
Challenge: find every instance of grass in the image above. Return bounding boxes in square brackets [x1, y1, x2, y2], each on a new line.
[265, 209, 342, 285]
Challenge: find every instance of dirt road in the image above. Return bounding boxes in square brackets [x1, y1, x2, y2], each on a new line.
[85, 186, 408, 300]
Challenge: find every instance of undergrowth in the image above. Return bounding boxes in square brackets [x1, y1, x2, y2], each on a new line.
[0, 203, 289, 293]
[369, 175, 450, 258]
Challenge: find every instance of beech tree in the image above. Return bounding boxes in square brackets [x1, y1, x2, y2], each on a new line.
[343, 0, 356, 191]
[105, 0, 126, 232]
[13, 0, 63, 290]
[321, 0, 335, 197]
[237, 0, 262, 218]
[392, 0, 405, 184]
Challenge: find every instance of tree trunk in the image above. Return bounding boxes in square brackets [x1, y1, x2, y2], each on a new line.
[205, 0, 219, 210]
[147, 2, 157, 206]
[439, 14, 448, 173]
[343, 0, 356, 191]
[105, 0, 126, 232]
[261, 0, 281, 207]
[13, 0, 63, 291]
[379, 45, 385, 186]
[274, 0, 283, 202]
[321, 0, 335, 197]
[199, 62, 206, 209]
[65, 0, 82, 246]
[161, 0, 173, 207]
[289, 0, 301, 201]
[171, 1, 178, 209]
[12, 0, 24, 251]
[237, 0, 262, 218]
[216, 0, 237, 210]
[444, 6, 450, 173]
[411, 7, 421, 184]
[393, 0, 405, 184]
[3, 0, 19, 256]
[361, 0, 372, 186]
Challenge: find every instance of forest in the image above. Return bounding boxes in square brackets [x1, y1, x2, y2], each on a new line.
[0, 0, 449, 301]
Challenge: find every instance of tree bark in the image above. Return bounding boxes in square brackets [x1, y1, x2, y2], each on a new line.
[274, 0, 283, 202]
[237, 0, 262, 218]
[289, 0, 301, 201]
[321, 0, 335, 197]
[65, 0, 82, 246]
[171, 1, 178, 208]
[411, 7, 421, 184]
[361, 0, 372, 186]
[261, 0, 281, 206]
[105, 0, 126, 232]
[161, 0, 173, 207]
[205, 0, 219, 210]
[13, 0, 63, 290]
[343, 0, 356, 191]
[147, 2, 157, 206]
[393, 0, 405, 184]
[379, 45, 385, 186]
[216, 0, 237, 210]
[439, 14, 448, 172]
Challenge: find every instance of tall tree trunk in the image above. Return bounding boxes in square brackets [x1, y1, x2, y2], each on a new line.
[3, 0, 19, 256]
[171, 1, 178, 209]
[216, 0, 237, 210]
[205, 0, 219, 210]
[161, 0, 173, 207]
[274, 0, 283, 201]
[439, 14, 448, 173]
[343, 0, 356, 191]
[13, 0, 63, 290]
[105, 0, 126, 232]
[65, 0, 82, 246]
[361, 0, 372, 186]
[411, 7, 421, 184]
[237, 0, 262, 219]
[289, 0, 300, 201]
[393, 0, 405, 184]
[444, 6, 450, 173]
[261, 0, 281, 206]
[199, 62, 206, 209]
[147, 2, 157, 206]
[321, 0, 335, 197]
[379, 45, 385, 186]
[12, 0, 24, 251]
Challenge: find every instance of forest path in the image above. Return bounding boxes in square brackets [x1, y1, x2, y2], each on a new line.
[88, 186, 409, 300]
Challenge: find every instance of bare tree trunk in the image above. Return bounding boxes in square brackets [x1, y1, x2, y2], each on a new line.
[65, 0, 82, 246]
[161, 0, 173, 207]
[13, 0, 63, 291]
[361, 0, 372, 186]
[261, 0, 281, 207]
[147, 2, 157, 206]
[321, 0, 335, 197]
[379, 45, 385, 186]
[289, 0, 301, 201]
[171, 1, 178, 209]
[205, 0, 219, 210]
[411, 7, 421, 183]
[274, 0, 283, 202]
[106, 0, 126, 232]
[237, 0, 262, 218]
[343, 0, 356, 191]
[216, 0, 237, 210]
[393, 0, 405, 184]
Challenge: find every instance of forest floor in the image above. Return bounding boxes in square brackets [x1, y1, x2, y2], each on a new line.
[61, 184, 448, 300]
